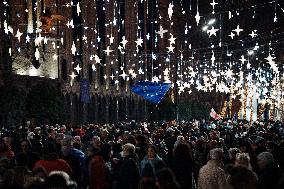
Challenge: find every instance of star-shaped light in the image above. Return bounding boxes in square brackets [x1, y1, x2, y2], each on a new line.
[109, 34, 114, 44]
[168, 34, 176, 45]
[195, 11, 201, 25]
[34, 34, 44, 46]
[210, 0, 218, 14]
[74, 64, 82, 74]
[69, 72, 77, 80]
[135, 37, 143, 47]
[53, 54, 58, 60]
[146, 33, 150, 40]
[132, 72, 137, 78]
[207, 26, 219, 37]
[156, 25, 168, 38]
[120, 71, 128, 80]
[228, 32, 235, 39]
[103, 46, 113, 56]
[265, 54, 275, 65]
[166, 45, 175, 53]
[233, 25, 243, 36]
[120, 36, 128, 48]
[249, 30, 257, 38]
[91, 64, 96, 71]
[138, 67, 144, 74]
[168, 3, 174, 20]
[71, 42, 76, 55]
[94, 55, 101, 64]
[239, 55, 247, 64]
[152, 76, 160, 83]
[110, 74, 115, 80]
[225, 69, 234, 78]
[35, 48, 40, 60]
[26, 35, 30, 43]
[178, 85, 185, 94]
[15, 29, 23, 42]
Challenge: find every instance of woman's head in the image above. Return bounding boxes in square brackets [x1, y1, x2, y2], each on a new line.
[20, 139, 32, 153]
[147, 146, 157, 160]
[235, 153, 251, 168]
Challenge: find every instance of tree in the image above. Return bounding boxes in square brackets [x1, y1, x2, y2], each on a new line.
[0, 84, 27, 127]
[26, 81, 68, 124]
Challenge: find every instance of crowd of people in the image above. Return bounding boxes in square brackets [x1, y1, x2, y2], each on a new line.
[0, 119, 284, 189]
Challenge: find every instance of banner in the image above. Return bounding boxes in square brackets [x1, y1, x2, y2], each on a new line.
[80, 79, 91, 103]
[131, 81, 171, 104]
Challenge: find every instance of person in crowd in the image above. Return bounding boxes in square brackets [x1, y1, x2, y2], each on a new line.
[238, 139, 258, 172]
[198, 148, 227, 189]
[227, 166, 257, 189]
[172, 143, 194, 189]
[256, 151, 283, 189]
[44, 171, 77, 189]
[89, 143, 113, 189]
[15, 139, 40, 170]
[60, 136, 85, 187]
[156, 168, 180, 189]
[140, 145, 165, 176]
[114, 143, 140, 189]
[227, 148, 240, 164]
[0, 138, 14, 160]
[1, 166, 32, 189]
[33, 141, 73, 176]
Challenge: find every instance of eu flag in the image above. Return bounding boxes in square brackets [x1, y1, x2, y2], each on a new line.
[131, 81, 171, 104]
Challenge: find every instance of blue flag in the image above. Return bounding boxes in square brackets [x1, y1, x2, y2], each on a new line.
[80, 79, 91, 103]
[131, 81, 171, 104]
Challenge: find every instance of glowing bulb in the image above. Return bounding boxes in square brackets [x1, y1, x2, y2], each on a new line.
[202, 25, 208, 31]
[208, 19, 216, 25]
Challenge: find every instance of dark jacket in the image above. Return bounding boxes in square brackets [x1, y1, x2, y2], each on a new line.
[114, 154, 140, 189]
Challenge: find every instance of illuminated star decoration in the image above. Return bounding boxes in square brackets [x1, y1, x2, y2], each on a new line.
[166, 45, 175, 53]
[15, 29, 23, 42]
[233, 25, 243, 36]
[103, 46, 113, 56]
[91, 64, 96, 71]
[109, 34, 114, 44]
[120, 71, 128, 80]
[207, 26, 219, 37]
[249, 30, 257, 38]
[69, 72, 77, 86]
[264, 53, 278, 72]
[195, 10, 201, 26]
[168, 34, 176, 45]
[74, 64, 82, 74]
[156, 25, 168, 38]
[210, 0, 218, 14]
[135, 37, 143, 47]
[120, 36, 128, 48]
[35, 48, 40, 60]
[71, 42, 76, 55]
[69, 72, 77, 80]
[228, 32, 235, 39]
[239, 55, 247, 64]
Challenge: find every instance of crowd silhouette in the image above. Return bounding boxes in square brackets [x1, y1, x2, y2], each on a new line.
[0, 119, 284, 189]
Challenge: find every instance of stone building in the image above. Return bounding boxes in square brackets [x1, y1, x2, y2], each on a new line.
[1, 0, 189, 124]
